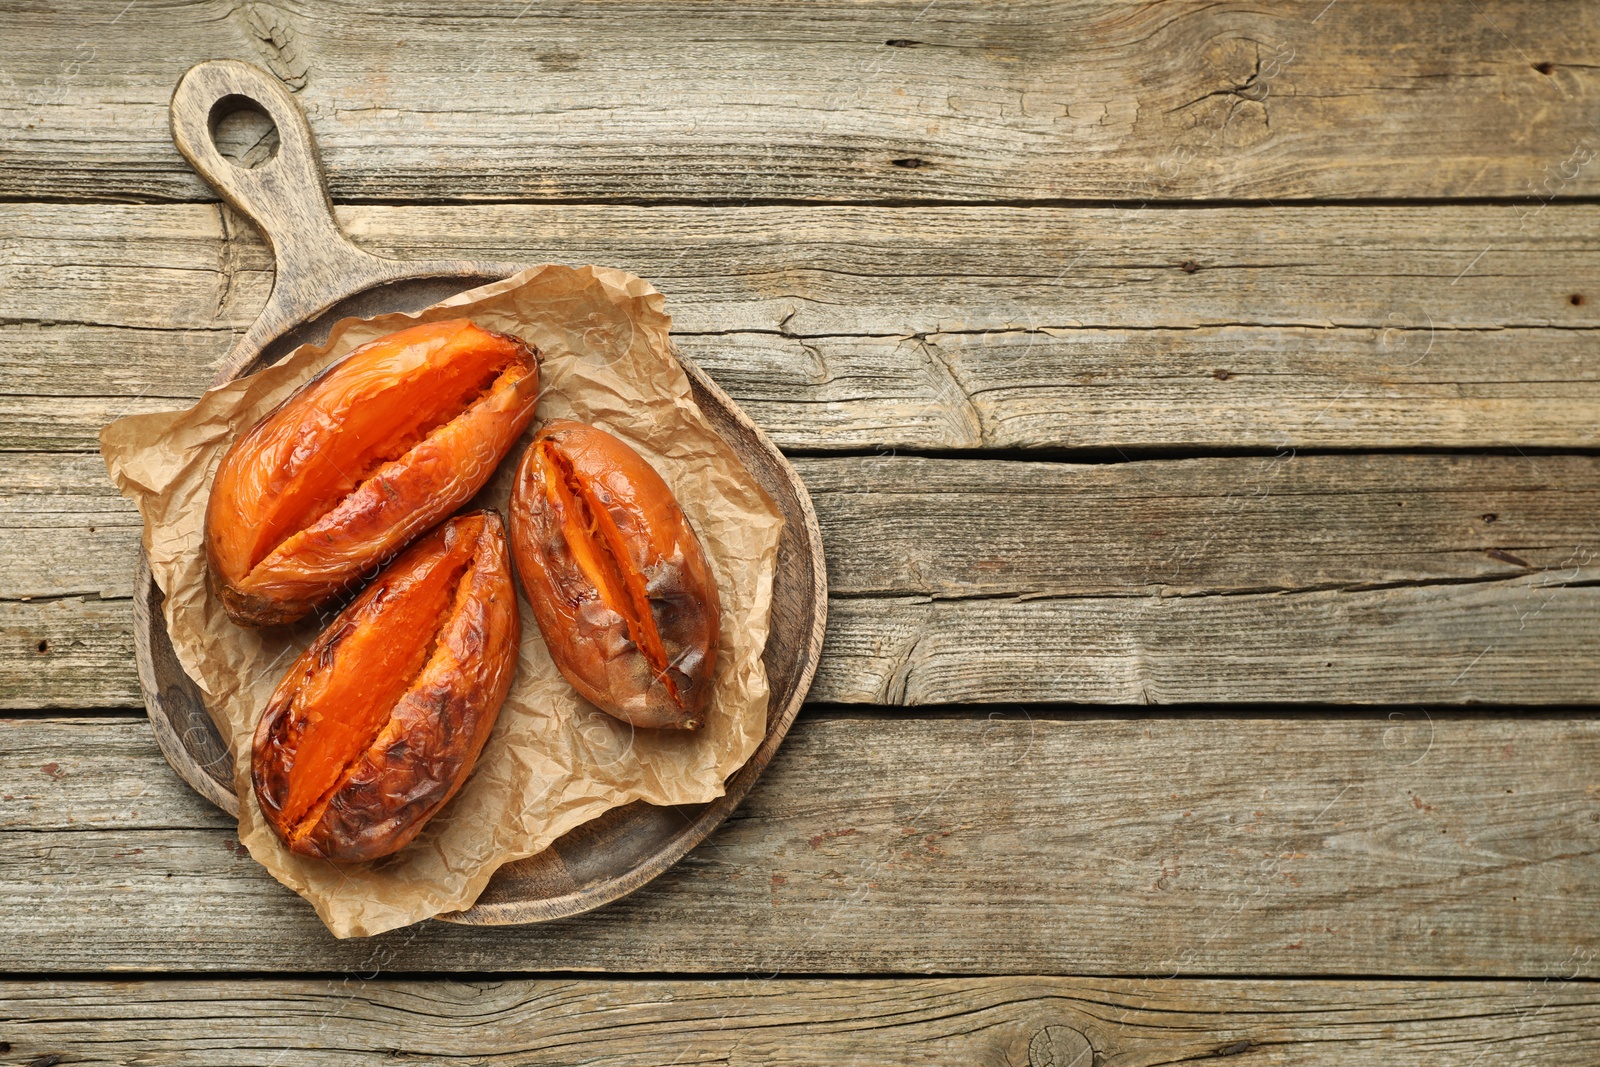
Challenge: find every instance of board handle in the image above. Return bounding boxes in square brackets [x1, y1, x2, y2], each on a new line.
[170, 59, 401, 383]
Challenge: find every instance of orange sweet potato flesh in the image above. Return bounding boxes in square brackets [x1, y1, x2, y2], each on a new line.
[509, 421, 721, 730]
[207, 319, 538, 627]
[252, 511, 520, 863]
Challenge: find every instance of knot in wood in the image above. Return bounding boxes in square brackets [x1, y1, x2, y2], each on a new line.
[1029, 1024, 1093, 1067]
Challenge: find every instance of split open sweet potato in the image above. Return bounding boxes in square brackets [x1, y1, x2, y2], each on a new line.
[252, 511, 520, 863]
[509, 421, 721, 730]
[207, 319, 539, 627]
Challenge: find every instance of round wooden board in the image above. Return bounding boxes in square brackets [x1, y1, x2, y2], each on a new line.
[134, 59, 828, 924]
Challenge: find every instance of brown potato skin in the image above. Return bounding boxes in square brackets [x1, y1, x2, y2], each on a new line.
[509, 421, 721, 730]
[208, 319, 538, 628]
[252, 511, 520, 863]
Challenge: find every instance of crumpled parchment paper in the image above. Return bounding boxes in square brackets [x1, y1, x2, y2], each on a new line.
[101, 264, 783, 937]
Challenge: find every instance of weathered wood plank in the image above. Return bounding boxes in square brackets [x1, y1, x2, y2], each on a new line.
[11, 450, 1597, 600]
[2, 1, 1597, 203]
[6, 202, 1597, 452]
[15, 323, 1600, 454]
[7, 451, 1598, 706]
[0, 453, 141, 601]
[6, 976, 1600, 1066]
[0, 598, 135, 708]
[9, 203, 1595, 333]
[701, 325, 1600, 453]
[18, 578, 1597, 708]
[802, 454, 1600, 599]
[0, 716, 233, 833]
[3, 713, 1599, 975]
[819, 578, 1600, 705]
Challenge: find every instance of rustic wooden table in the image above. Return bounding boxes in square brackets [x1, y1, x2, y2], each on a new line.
[4, 1, 1600, 1063]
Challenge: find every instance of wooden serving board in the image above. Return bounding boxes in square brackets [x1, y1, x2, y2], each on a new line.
[133, 59, 827, 924]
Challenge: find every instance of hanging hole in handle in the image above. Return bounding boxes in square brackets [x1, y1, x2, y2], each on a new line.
[209, 95, 280, 170]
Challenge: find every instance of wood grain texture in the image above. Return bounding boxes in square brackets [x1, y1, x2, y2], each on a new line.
[17, 324, 1600, 454]
[9, 203, 1596, 333]
[6, 976, 1600, 1066]
[801, 453, 1600, 599]
[699, 325, 1600, 453]
[22, 577, 1597, 708]
[14, 450, 1597, 601]
[821, 577, 1600, 705]
[0, 598, 134, 708]
[4, 713, 1599, 975]
[0, 452, 136, 600]
[8, 451, 1599, 708]
[6, 202, 1597, 452]
[2, 1, 1597, 203]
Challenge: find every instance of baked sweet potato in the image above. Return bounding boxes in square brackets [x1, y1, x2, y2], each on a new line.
[208, 319, 539, 627]
[509, 421, 721, 730]
[251, 511, 519, 862]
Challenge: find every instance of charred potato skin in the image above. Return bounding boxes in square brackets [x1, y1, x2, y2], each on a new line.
[207, 320, 539, 628]
[251, 511, 520, 863]
[509, 421, 721, 730]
